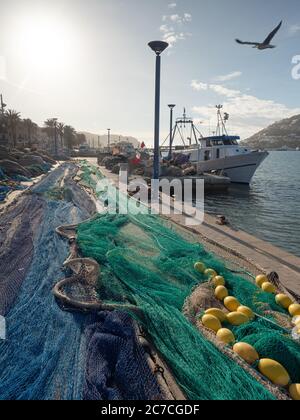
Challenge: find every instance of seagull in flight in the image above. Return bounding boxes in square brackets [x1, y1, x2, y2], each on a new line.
[235, 21, 282, 50]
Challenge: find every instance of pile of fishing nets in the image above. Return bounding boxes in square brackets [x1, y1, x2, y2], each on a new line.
[0, 163, 164, 400]
[0, 169, 29, 202]
[0, 149, 56, 202]
[83, 311, 163, 400]
[69, 161, 300, 400]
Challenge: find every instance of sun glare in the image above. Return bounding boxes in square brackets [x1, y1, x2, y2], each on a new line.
[13, 12, 75, 75]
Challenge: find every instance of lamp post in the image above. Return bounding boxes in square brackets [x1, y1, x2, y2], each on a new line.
[148, 41, 169, 181]
[53, 118, 58, 157]
[168, 104, 176, 159]
[107, 128, 111, 152]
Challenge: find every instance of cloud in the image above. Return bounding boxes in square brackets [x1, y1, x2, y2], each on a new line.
[191, 81, 240, 98]
[184, 13, 192, 22]
[191, 80, 300, 138]
[214, 71, 242, 82]
[168, 3, 177, 9]
[160, 12, 192, 47]
[170, 14, 181, 23]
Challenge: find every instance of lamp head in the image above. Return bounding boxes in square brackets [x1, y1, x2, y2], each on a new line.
[148, 41, 169, 55]
[168, 104, 176, 109]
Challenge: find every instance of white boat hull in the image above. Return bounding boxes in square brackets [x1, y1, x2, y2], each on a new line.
[194, 151, 269, 184]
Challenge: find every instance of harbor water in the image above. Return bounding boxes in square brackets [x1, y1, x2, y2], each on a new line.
[204, 151, 300, 257]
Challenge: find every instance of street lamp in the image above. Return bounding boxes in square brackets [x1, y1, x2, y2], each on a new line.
[148, 41, 169, 181]
[53, 118, 58, 157]
[168, 104, 176, 159]
[107, 128, 111, 151]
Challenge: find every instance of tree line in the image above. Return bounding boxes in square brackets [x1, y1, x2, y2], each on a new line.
[0, 105, 86, 151]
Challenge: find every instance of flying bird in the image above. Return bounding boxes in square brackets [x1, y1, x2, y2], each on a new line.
[235, 21, 282, 50]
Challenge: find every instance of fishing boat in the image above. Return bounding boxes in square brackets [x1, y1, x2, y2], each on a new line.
[164, 106, 268, 184]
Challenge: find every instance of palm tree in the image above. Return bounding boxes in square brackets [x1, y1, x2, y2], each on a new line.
[5, 110, 21, 148]
[43, 118, 56, 137]
[57, 122, 65, 150]
[43, 118, 58, 153]
[23, 118, 37, 147]
[64, 125, 76, 151]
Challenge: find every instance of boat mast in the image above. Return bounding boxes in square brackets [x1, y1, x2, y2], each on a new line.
[170, 108, 202, 148]
[216, 105, 229, 136]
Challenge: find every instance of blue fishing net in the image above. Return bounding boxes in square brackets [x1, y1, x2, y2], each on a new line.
[0, 163, 162, 401]
[83, 311, 163, 400]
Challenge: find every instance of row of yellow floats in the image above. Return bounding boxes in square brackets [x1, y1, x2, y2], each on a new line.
[194, 263, 300, 400]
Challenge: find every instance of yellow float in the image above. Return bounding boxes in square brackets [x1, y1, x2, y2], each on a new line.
[289, 304, 300, 317]
[258, 359, 290, 387]
[212, 276, 225, 288]
[224, 296, 240, 312]
[205, 268, 217, 278]
[289, 384, 300, 401]
[194, 262, 206, 273]
[233, 342, 259, 365]
[201, 314, 222, 333]
[292, 316, 300, 327]
[216, 328, 235, 345]
[215, 286, 229, 301]
[275, 294, 293, 310]
[237, 306, 255, 321]
[255, 274, 268, 287]
[261, 282, 277, 294]
[205, 308, 227, 323]
[227, 312, 249, 326]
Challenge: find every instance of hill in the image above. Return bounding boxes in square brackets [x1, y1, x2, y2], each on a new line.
[79, 132, 140, 149]
[243, 114, 300, 149]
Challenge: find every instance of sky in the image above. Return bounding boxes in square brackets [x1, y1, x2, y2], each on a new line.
[0, 0, 300, 145]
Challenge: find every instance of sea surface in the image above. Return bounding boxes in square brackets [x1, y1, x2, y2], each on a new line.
[204, 151, 300, 257]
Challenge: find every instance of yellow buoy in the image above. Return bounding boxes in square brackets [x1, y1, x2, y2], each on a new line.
[261, 282, 276, 294]
[215, 286, 229, 301]
[227, 312, 249, 326]
[258, 359, 290, 387]
[289, 384, 300, 401]
[217, 328, 235, 345]
[292, 316, 300, 327]
[289, 304, 300, 317]
[205, 308, 227, 323]
[237, 306, 255, 321]
[201, 314, 222, 333]
[212, 276, 225, 288]
[256, 274, 268, 287]
[275, 294, 293, 310]
[233, 342, 259, 365]
[224, 296, 240, 312]
[194, 262, 206, 273]
[205, 268, 217, 278]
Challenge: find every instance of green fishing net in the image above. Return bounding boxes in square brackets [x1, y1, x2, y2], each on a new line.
[75, 161, 300, 400]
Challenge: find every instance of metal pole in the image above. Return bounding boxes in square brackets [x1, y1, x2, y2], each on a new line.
[54, 120, 58, 156]
[107, 129, 111, 151]
[168, 105, 175, 159]
[153, 54, 161, 180]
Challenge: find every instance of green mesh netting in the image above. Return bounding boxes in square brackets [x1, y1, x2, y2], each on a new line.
[75, 161, 300, 400]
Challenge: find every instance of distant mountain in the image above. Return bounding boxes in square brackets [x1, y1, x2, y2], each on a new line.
[243, 114, 300, 150]
[79, 132, 140, 148]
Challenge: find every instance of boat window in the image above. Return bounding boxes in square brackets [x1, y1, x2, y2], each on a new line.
[206, 140, 212, 147]
[216, 149, 220, 159]
[212, 140, 224, 146]
[204, 150, 211, 161]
